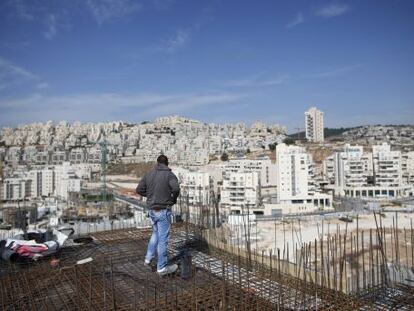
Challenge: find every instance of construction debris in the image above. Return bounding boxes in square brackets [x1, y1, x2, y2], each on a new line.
[0, 228, 73, 262]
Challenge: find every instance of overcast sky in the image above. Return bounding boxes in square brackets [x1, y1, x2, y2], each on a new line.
[0, 0, 413, 131]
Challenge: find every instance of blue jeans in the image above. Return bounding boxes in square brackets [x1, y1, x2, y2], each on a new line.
[145, 209, 172, 271]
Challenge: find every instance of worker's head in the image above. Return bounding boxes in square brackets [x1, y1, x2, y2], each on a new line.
[157, 154, 169, 166]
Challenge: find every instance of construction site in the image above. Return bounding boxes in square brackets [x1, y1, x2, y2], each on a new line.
[0, 204, 413, 311]
[1, 139, 413, 310]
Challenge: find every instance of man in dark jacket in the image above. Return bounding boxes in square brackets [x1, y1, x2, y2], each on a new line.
[136, 155, 180, 275]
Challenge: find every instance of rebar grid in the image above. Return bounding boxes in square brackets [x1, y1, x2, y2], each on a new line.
[0, 224, 412, 310]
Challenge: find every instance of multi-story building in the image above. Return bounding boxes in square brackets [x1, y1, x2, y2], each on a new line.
[55, 163, 81, 200]
[35, 149, 49, 165]
[2, 163, 82, 202]
[402, 151, 414, 185]
[50, 149, 67, 165]
[2, 177, 29, 200]
[265, 143, 331, 215]
[224, 158, 277, 187]
[220, 172, 260, 215]
[4, 147, 21, 166]
[0, 147, 6, 162]
[372, 143, 402, 187]
[22, 146, 38, 164]
[305, 107, 324, 143]
[0, 175, 3, 202]
[176, 170, 214, 206]
[27, 168, 55, 198]
[329, 143, 412, 198]
[333, 144, 371, 188]
[69, 148, 87, 164]
[276, 144, 310, 202]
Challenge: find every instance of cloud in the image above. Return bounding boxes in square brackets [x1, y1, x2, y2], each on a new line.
[0, 41, 30, 50]
[151, 0, 175, 11]
[0, 91, 244, 125]
[221, 74, 290, 87]
[36, 82, 50, 90]
[43, 13, 71, 40]
[163, 29, 190, 53]
[7, 0, 35, 20]
[302, 64, 361, 79]
[0, 57, 49, 91]
[286, 12, 304, 28]
[0, 57, 38, 90]
[85, 0, 143, 25]
[44, 14, 58, 39]
[315, 4, 350, 18]
[7, 1, 71, 39]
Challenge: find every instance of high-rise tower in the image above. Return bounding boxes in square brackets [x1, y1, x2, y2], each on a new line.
[305, 107, 324, 142]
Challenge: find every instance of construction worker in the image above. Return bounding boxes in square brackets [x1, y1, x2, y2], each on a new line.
[136, 155, 180, 276]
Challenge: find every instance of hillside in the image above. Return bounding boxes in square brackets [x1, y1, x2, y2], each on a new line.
[107, 162, 154, 178]
[289, 127, 355, 139]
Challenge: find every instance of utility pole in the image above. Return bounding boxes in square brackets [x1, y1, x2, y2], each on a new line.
[100, 132, 108, 204]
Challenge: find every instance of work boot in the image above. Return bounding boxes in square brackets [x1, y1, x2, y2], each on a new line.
[157, 264, 178, 276]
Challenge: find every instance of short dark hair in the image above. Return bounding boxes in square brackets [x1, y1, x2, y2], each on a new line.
[157, 154, 169, 166]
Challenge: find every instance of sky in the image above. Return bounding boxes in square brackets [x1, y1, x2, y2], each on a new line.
[0, 0, 413, 132]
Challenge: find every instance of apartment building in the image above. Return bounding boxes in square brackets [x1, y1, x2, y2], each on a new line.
[372, 143, 402, 187]
[329, 143, 412, 198]
[2, 163, 81, 202]
[27, 168, 55, 198]
[55, 163, 81, 200]
[402, 151, 414, 185]
[333, 144, 372, 188]
[0, 175, 3, 202]
[176, 170, 214, 206]
[265, 143, 331, 215]
[2, 177, 28, 200]
[305, 107, 324, 143]
[220, 172, 260, 215]
[69, 148, 87, 164]
[224, 158, 277, 187]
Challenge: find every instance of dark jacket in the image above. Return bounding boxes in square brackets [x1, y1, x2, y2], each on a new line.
[136, 163, 180, 209]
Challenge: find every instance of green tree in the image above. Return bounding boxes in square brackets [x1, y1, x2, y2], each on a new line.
[283, 137, 295, 145]
[220, 152, 229, 161]
[268, 143, 277, 151]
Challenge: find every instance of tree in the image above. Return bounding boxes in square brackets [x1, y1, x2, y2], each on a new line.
[220, 152, 229, 161]
[283, 137, 295, 145]
[268, 143, 277, 151]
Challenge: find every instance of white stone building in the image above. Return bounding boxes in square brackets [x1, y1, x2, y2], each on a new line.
[269, 143, 331, 215]
[402, 151, 414, 185]
[372, 143, 402, 187]
[224, 158, 277, 187]
[2, 177, 28, 200]
[175, 169, 214, 206]
[220, 172, 261, 215]
[333, 144, 371, 188]
[305, 107, 324, 143]
[329, 143, 412, 198]
[54, 163, 81, 200]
